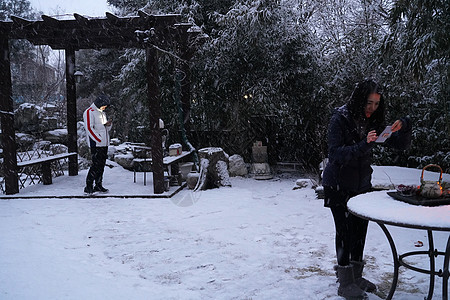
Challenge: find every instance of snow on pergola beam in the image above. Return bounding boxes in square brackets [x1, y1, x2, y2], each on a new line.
[0, 12, 191, 50]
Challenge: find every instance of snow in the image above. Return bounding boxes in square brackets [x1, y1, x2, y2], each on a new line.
[371, 165, 447, 190]
[0, 164, 449, 300]
[169, 143, 183, 149]
[45, 129, 68, 137]
[348, 191, 450, 229]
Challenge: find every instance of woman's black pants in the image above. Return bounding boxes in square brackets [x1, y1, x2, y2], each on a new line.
[330, 205, 369, 266]
[86, 142, 108, 187]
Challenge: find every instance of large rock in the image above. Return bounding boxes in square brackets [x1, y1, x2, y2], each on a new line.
[49, 144, 69, 155]
[42, 129, 68, 145]
[108, 146, 119, 161]
[14, 133, 36, 150]
[14, 103, 60, 133]
[114, 153, 135, 170]
[41, 117, 58, 131]
[228, 154, 248, 177]
[33, 140, 52, 151]
[14, 103, 45, 133]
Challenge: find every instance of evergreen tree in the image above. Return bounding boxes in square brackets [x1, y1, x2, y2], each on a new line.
[81, 0, 449, 172]
[191, 0, 322, 165]
[380, 0, 450, 171]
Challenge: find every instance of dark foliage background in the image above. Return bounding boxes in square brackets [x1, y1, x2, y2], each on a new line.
[4, 0, 449, 173]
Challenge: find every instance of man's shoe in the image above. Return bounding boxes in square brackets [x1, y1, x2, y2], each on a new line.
[94, 185, 109, 193]
[84, 186, 94, 194]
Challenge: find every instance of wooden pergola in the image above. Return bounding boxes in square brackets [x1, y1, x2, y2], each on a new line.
[0, 11, 200, 195]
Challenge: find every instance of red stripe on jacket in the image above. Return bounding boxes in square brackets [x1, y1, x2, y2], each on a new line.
[87, 108, 101, 143]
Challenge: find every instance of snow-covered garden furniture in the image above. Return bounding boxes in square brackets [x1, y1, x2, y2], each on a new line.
[131, 146, 195, 186]
[17, 152, 77, 186]
[348, 191, 450, 300]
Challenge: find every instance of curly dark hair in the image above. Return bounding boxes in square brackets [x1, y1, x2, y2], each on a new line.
[347, 79, 385, 133]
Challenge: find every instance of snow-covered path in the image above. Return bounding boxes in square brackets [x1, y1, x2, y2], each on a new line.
[0, 166, 449, 299]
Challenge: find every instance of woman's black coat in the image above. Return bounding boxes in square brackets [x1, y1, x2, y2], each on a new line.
[322, 104, 411, 207]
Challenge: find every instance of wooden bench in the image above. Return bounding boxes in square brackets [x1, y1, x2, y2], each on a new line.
[17, 152, 77, 185]
[163, 150, 194, 177]
[133, 150, 194, 186]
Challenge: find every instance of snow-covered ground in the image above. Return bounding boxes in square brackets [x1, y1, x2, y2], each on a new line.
[0, 164, 449, 300]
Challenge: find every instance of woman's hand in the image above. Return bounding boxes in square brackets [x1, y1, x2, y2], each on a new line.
[391, 120, 403, 132]
[367, 130, 378, 143]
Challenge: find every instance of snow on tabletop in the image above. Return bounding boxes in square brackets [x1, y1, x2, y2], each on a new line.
[348, 191, 450, 230]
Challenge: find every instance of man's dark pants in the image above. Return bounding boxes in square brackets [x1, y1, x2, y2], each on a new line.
[86, 139, 108, 187]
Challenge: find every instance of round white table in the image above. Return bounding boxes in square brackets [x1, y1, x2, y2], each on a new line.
[347, 191, 450, 300]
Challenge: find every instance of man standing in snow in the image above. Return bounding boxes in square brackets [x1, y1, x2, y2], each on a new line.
[83, 94, 112, 195]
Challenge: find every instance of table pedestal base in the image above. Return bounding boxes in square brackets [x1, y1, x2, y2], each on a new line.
[377, 223, 449, 300]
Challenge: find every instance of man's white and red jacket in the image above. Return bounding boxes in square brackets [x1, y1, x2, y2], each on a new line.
[83, 103, 111, 147]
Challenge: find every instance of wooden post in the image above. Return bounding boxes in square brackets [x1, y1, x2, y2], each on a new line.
[65, 48, 78, 176]
[146, 46, 164, 194]
[0, 37, 19, 194]
[41, 162, 52, 185]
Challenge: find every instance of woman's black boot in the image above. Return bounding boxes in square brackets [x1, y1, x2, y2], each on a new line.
[351, 261, 377, 293]
[336, 265, 368, 299]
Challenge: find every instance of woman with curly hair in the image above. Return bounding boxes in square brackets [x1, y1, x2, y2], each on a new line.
[322, 79, 411, 299]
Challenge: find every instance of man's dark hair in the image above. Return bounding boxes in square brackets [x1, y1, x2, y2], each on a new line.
[94, 94, 111, 108]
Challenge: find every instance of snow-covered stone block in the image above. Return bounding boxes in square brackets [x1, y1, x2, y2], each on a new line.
[114, 153, 134, 170]
[228, 154, 248, 177]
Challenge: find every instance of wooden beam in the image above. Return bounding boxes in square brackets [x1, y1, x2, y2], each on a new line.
[4, 13, 191, 51]
[65, 48, 79, 176]
[10, 15, 33, 27]
[146, 46, 164, 194]
[105, 12, 121, 25]
[41, 15, 60, 26]
[138, 10, 151, 19]
[0, 37, 19, 194]
[0, 21, 12, 35]
[74, 13, 89, 27]
[105, 12, 146, 29]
